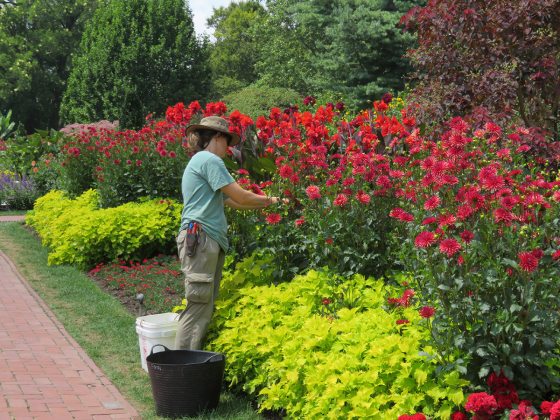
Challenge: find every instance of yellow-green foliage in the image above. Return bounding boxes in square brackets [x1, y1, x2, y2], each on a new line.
[208, 268, 469, 419]
[26, 190, 181, 267]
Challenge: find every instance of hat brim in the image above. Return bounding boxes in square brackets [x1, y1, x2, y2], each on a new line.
[185, 124, 241, 146]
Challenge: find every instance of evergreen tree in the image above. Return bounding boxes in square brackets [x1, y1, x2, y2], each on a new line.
[0, 0, 98, 131]
[254, 0, 421, 108]
[61, 0, 210, 128]
[317, 0, 419, 109]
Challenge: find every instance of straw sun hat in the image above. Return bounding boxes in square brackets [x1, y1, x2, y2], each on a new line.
[185, 116, 241, 146]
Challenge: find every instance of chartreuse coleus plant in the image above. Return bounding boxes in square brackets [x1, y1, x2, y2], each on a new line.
[207, 263, 469, 419]
[26, 189, 181, 268]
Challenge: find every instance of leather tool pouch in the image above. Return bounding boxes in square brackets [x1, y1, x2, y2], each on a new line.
[186, 231, 199, 257]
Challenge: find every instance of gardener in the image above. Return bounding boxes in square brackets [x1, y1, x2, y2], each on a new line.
[175, 115, 283, 350]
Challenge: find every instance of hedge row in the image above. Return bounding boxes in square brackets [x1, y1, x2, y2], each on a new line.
[25, 190, 181, 268]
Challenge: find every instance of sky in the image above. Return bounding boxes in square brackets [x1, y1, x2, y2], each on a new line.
[189, 0, 236, 37]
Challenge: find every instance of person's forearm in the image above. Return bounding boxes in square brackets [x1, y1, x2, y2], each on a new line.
[224, 197, 265, 210]
[234, 190, 273, 208]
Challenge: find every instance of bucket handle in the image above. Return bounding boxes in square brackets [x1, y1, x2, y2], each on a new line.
[149, 344, 170, 356]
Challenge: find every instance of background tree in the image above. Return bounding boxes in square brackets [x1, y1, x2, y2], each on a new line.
[402, 0, 560, 139]
[207, 0, 266, 98]
[252, 0, 325, 95]
[0, 0, 98, 132]
[252, 0, 420, 109]
[60, 0, 210, 128]
[315, 0, 419, 109]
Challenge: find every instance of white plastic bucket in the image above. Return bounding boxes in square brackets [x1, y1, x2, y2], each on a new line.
[136, 312, 179, 371]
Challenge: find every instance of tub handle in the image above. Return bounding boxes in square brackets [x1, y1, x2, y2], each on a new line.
[203, 353, 224, 363]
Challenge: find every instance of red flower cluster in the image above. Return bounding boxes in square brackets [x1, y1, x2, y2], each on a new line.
[390, 207, 414, 222]
[418, 306, 436, 318]
[388, 289, 415, 307]
[464, 392, 498, 418]
[398, 414, 426, 420]
[509, 401, 538, 420]
[333, 193, 349, 207]
[305, 185, 321, 200]
[414, 231, 436, 248]
[266, 213, 282, 225]
[549, 400, 560, 420]
[439, 238, 461, 257]
[486, 371, 519, 411]
[518, 250, 541, 273]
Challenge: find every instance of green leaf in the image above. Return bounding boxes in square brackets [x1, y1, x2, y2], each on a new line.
[478, 367, 490, 379]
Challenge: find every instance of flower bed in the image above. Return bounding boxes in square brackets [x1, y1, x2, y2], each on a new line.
[88, 255, 183, 314]
[26, 94, 560, 415]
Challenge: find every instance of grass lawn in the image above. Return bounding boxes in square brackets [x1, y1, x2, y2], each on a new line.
[0, 221, 261, 420]
[0, 209, 27, 216]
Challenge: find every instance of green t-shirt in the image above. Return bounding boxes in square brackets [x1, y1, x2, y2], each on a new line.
[180, 151, 234, 252]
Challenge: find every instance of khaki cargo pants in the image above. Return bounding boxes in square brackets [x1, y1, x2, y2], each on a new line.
[174, 228, 225, 350]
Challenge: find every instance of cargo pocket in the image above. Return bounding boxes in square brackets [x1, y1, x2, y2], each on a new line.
[177, 230, 187, 259]
[186, 272, 214, 304]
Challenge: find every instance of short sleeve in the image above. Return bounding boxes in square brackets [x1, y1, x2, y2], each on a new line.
[202, 155, 235, 192]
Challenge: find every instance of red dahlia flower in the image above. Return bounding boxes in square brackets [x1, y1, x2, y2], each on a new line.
[518, 251, 539, 272]
[305, 185, 321, 200]
[457, 204, 475, 220]
[400, 289, 415, 307]
[279, 165, 293, 178]
[465, 392, 498, 417]
[342, 177, 355, 186]
[396, 319, 410, 325]
[451, 412, 468, 420]
[421, 216, 438, 225]
[460, 230, 475, 243]
[551, 400, 560, 420]
[439, 238, 461, 257]
[389, 208, 414, 222]
[415, 231, 436, 248]
[397, 414, 425, 420]
[333, 193, 349, 207]
[509, 401, 538, 420]
[265, 213, 282, 225]
[541, 401, 554, 416]
[356, 191, 371, 204]
[494, 208, 514, 224]
[419, 306, 436, 318]
[424, 195, 441, 210]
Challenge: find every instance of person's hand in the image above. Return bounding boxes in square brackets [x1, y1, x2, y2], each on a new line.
[268, 196, 289, 206]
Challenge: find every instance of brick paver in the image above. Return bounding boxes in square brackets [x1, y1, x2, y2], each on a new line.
[0, 215, 26, 223]
[0, 250, 140, 419]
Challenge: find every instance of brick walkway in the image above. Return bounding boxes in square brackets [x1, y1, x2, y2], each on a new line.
[0, 215, 26, 223]
[0, 248, 140, 419]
